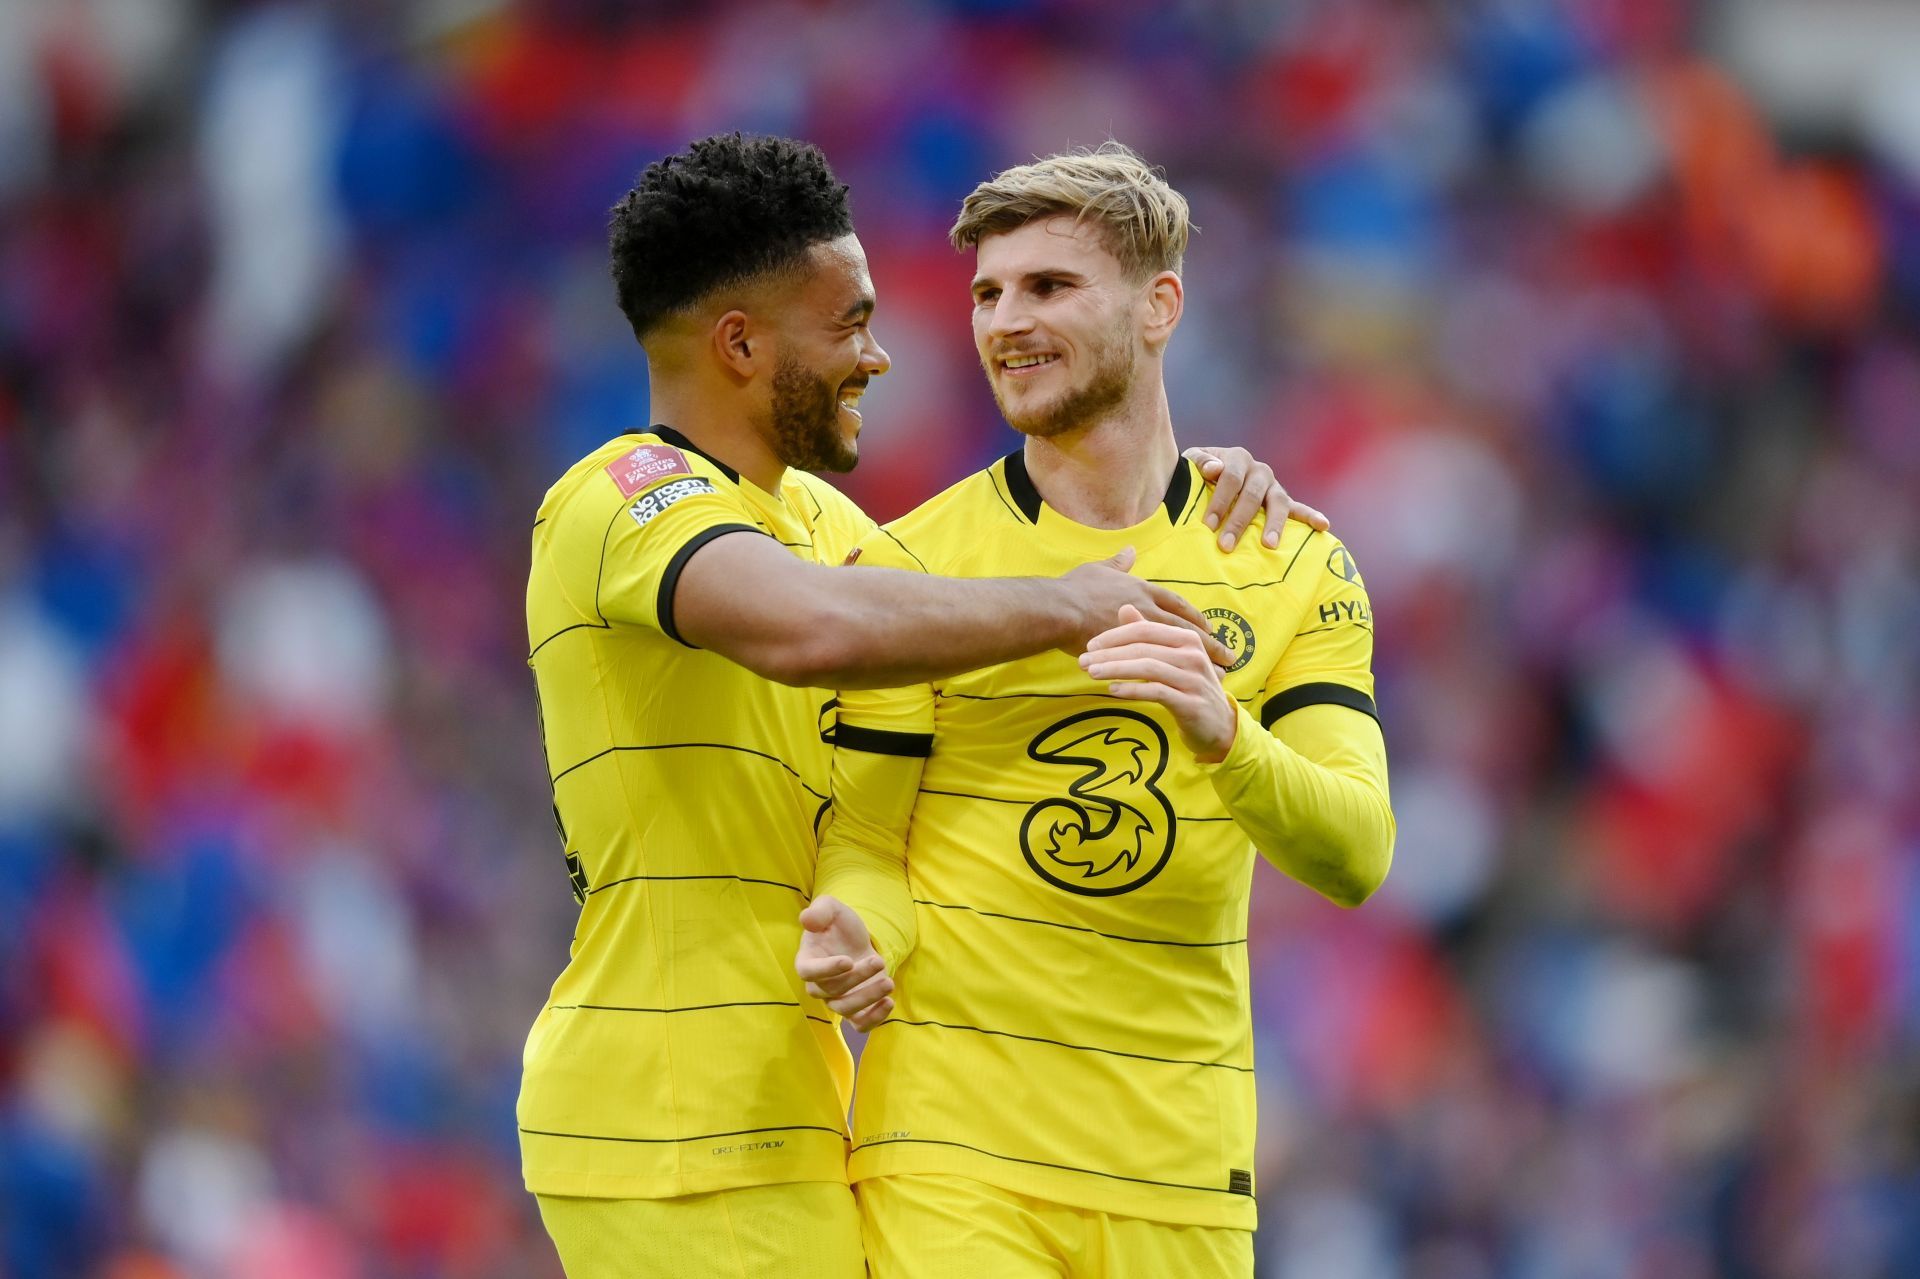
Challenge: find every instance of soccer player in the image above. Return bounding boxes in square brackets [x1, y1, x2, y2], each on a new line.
[520, 133, 1317, 1278]
[804, 144, 1396, 1277]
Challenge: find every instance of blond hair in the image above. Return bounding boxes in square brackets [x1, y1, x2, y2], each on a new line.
[949, 142, 1190, 279]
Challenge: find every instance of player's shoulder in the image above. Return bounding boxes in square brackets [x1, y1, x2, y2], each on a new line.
[1290, 524, 1368, 599]
[537, 431, 741, 530]
[783, 468, 869, 526]
[878, 465, 1011, 555]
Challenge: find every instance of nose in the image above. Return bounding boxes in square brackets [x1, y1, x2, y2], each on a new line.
[987, 294, 1034, 341]
[859, 327, 891, 377]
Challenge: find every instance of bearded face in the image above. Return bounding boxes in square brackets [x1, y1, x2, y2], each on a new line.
[989, 307, 1137, 439]
[769, 352, 863, 474]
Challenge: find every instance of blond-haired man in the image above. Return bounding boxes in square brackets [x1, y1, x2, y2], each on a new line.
[800, 144, 1395, 1276]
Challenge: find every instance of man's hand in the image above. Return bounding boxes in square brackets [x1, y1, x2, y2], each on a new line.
[796, 896, 894, 1031]
[1060, 549, 1235, 668]
[1080, 604, 1239, 762]
[1184, 446, 1329, 552]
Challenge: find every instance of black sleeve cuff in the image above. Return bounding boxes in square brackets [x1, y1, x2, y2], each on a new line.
[1260, 682, 1380, 731]
[658, 524, 767, 647]
[826, 724, 935, 758]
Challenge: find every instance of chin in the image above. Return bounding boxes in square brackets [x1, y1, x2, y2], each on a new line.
[816, 438, 860, 474]
[999, 401, 1073, 439]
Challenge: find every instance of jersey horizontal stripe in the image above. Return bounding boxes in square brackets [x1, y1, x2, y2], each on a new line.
[870, 1017, 1255, 1072]
[851, 1136, 1245, 1197]
[549, 741, 828, 799]
[912, 897, 1245, 948]
[525, 1123, 845, 1146]
[586, 873, 807, 897]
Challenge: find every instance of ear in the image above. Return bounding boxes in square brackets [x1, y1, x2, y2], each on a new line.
[1141, 271, 1183, 349]
[711, 310, 760, 381]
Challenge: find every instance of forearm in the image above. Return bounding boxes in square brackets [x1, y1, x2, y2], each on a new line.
[815, 835, 916, 971]
[1203, 702, 1394, 907]
[800, 565, 1079, 689]
[816, 746, 925, 969]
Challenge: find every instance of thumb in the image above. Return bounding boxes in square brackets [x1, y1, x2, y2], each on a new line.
[1118, 604, 1145, 625]
[1103, 545, 1138, 573]
[1183, 446, 1223, 475]
[799, 896, 841, 934]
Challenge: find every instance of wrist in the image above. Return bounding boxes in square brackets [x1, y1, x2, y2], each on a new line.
[1042, 576, 1091, 649]
[1193, 700, 1250, 768]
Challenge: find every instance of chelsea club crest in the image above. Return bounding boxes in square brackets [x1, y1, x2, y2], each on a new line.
[1202, 607, 1255, 674]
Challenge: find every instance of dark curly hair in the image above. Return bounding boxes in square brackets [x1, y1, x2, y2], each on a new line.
[609, 133, 854, 340]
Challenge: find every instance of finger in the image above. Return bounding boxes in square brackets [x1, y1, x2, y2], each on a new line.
[796, 953, 856, 983]
[1146, 585, 1208, 633]
[806, 952, 886, 999]
[1084, 620, 1201, 653]
[1105, 680, 1185, 707]
[827, 971, 894, 1018]
[798, 897, 840, 933]
[1216, 467, 1267, 552]
[1082, 620, 1208, 654]
[1100, 545, 1137, 573]
[847, 997, 894, 1032]
[1291, 501, 1330, 532]
[1083, 657, 1206, 690]
[1144, 590, 1235, 666]
[1117, 603, 1145, 626]
[1152, 606, 1233, 669]
[1082, 633, 1198, 668]
[1183, 446, 1225, 478]
[1261, 483, 1290, 547]
[1202, 452, 1250, 531]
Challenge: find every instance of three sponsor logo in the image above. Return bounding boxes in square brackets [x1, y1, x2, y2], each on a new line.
[1019, 709, 1176, 897]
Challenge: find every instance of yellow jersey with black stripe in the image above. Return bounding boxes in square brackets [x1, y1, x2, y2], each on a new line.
[519, 426, 875, 1200]
[822, 450, 1382, 1231]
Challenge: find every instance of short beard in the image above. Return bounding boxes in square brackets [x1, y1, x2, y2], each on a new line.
[992, 324, 1136, 439]
[770, 355, 858, 474]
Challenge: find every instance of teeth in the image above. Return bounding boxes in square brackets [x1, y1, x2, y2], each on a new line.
[1005, 354, 1055, 369]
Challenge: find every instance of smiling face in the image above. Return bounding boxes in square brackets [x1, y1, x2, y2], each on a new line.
[970, 217, 1145, 439]
[765, 234, 890, 472]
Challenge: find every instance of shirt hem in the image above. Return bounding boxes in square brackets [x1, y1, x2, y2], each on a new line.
[847, 1142, 1256, 1231]
[524, 1157, 850, 1201]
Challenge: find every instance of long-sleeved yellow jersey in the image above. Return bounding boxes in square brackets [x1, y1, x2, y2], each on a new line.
[819, 449, 1393, 1232]
[519, 427, 874, 1200]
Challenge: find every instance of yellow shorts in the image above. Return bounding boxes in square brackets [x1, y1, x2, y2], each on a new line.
[857, 1174, 1253, 1279]
[536, 1181, 863, 1279]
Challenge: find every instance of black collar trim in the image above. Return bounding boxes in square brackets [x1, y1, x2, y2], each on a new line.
[1001, 449, 1045, 522]
[1000, 449, 1193, 527]
[627, 425, 740, 485]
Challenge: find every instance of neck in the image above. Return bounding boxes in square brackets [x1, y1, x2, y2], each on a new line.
[646, 373, 786, 492]
[1021, 379, 1178, 528]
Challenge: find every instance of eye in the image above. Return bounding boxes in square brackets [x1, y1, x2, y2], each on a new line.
[973, 287, 1000, 307]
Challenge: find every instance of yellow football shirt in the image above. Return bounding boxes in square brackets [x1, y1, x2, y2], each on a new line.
[519, 426, 875, 1200]
[821, 451, 1385, 1231]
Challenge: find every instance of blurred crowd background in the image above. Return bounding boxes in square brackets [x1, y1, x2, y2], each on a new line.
[2, 0, 1917, 1275]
